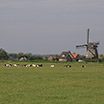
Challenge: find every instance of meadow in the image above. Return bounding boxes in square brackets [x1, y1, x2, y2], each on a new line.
[0, 62, 104, 104]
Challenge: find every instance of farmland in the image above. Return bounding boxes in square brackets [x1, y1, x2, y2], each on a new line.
[0, 62, 104, 104]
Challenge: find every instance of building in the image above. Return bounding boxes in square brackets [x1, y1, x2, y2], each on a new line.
[48, 55, 59, 61]
[19, 57, 27, 61]
[72, 53, 80, 61]
[59, 51, 75, 62]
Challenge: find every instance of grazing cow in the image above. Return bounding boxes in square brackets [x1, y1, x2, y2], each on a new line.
[5, 64, 12, 67]
[50, 64, 55, 68]
[26, 64, 31, 67]
[30, 64, 36, 67]
[31, 64, 36, 67]
[64, 65, 72, 68]
[23, 64, 28, 67]
[13, 64, 20, 67]
[36, 64, 43, 67]
[81, 65, 86, 68]
[24, 64, 35, 67]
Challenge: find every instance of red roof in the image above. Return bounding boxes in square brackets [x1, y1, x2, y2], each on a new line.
[72, 54, 78, 59]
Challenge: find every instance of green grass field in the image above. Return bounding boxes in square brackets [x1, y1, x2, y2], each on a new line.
[0, 62, 104, 104]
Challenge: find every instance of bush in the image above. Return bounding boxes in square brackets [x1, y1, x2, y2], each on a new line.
[29, 55, 43, 60]
[99, 57, 104, 62]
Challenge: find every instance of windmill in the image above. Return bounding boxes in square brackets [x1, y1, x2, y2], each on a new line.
[76, 29, 99, 59]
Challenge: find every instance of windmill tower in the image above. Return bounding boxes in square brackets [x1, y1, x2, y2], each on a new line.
[76, 29, 99, 59]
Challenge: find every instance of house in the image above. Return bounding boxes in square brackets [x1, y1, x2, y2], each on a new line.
[72, 53, 80, 61]
[19, 57, 27, 61]
[59, 51, 75, 62]
[99, 54, 104, 59]
[48, 55, 58, 61]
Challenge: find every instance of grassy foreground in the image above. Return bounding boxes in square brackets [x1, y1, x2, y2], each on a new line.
[0, 62, 104, 104]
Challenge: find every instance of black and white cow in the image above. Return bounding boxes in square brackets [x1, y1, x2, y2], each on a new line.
[5, 64, 12, 67]
[81, 65, 86, 68]
[36, 64, 43, 67]
[64, 65, 72, 68]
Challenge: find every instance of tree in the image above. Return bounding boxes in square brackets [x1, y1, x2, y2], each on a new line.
[29, 55, 43, 60]
[17, 52, 32, 60]
[17, 52, 24, 58]
[24, 53, 32, 59]
[0, 48, 8, 60]
[8, 53, 18, 60]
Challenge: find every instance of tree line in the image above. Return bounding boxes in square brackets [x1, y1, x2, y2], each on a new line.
[0, 48, 44, 61]
[0, 48, 104, 62]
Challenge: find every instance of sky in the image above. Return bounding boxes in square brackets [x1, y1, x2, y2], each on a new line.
[0, 0, 104, 55]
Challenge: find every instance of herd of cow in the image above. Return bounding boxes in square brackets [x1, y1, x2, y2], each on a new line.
[4, 64, 43, 67]
[4, 64, 86, 68]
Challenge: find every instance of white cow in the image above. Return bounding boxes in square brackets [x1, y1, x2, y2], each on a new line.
[50, 65, 55, 68]
[31, 64, 36, 67]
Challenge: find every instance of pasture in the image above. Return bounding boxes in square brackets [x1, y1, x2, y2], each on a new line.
[0, 62, 104, 104]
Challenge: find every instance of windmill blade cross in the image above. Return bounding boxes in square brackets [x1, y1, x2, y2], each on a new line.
[76, 44, 87, 48]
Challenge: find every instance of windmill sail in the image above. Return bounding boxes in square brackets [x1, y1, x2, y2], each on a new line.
[87, 28, 90, 44]
[76, 44, 87, 48]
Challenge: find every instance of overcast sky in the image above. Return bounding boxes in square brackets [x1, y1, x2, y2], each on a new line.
[0, 0, 104, 55]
